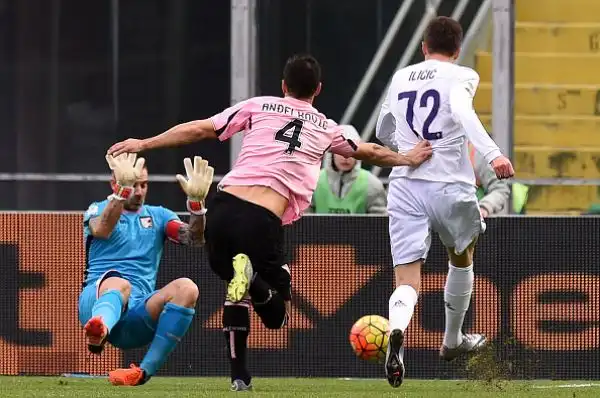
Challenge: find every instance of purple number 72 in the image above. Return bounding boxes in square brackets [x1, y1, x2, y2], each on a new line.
[398, 89, 443, 140]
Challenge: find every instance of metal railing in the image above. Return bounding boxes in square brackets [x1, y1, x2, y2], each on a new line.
[1, 1, 597, 190]
[339, 0, 416, 125]
[359, 0, 444, 144]
[336, 0, 478, 177]
[369, 0, 492, 178]
[1, 173, 598, 187]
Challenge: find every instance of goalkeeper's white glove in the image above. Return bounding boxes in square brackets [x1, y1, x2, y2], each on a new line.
[105, 153, 146, 201]
[176, 156, 214, 215]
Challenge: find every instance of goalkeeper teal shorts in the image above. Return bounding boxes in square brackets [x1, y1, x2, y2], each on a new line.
[78, 280, 159, 349]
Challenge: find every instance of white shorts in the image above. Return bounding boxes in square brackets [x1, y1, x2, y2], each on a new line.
[387, 178, 486, 266]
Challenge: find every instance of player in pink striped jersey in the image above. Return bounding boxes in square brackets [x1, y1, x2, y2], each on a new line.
[109, 54, 432, 391]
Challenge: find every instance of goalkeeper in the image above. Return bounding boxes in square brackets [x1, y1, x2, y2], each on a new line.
[78, 153, 213, 386]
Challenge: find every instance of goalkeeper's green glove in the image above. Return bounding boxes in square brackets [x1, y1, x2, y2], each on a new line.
[176, 156, 214, 215]
[105, 153, 146, 201]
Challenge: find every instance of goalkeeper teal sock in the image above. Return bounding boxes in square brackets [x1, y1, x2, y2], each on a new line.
[91, 289, 124, 332]
[140, 303, 195, 377]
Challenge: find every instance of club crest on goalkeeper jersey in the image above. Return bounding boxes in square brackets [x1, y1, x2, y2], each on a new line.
[82, 200, 179, 299]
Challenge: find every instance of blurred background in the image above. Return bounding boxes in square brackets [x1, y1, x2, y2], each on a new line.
[2, 0, 598, 216]
[0, 0, 540, 211]
[7, 0, 592, 215]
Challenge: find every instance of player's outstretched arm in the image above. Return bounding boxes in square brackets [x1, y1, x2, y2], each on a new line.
[353, 141, 433, 168]
[88, 200, 124, 239]
[166, 156, 214, 247]
[453, 108, 514, 179]
[450, 75, 514, 179]
[90, 154, 146, 239]
[108, 119, 217, 157]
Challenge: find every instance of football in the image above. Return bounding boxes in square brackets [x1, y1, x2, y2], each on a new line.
[349, 315, 390, 363]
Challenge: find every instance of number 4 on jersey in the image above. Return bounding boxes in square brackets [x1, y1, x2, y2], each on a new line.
[398, 89, 443, 140]
[275, 119, 304, 154]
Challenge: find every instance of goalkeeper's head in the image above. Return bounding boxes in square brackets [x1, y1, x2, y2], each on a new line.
[111, 166, 149, 211]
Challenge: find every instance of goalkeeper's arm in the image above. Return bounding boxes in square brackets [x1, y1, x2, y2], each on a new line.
[92, 153, 145, 239]
[165, 156, 212, 247]
[166, 206, 206, 247]
[88, 200, 123, 239]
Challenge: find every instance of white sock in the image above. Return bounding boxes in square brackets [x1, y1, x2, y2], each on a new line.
[443, 262, 474, 348]
[388, 285, 419, 332]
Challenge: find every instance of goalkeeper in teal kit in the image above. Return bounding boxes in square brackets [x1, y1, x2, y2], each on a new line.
[78, 153, 213, 386]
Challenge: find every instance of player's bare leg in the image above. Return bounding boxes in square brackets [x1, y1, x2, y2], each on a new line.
[386, 260, 421, 388]
[440, 240, 486, 361]
[85, 277, 131, 354]
[109, 278, 198, 386]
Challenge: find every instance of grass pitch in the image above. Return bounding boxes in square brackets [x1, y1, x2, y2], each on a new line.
[1, 377, 600, 397]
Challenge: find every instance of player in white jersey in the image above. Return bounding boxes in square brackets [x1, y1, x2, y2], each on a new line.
[375, 16, 514, 388]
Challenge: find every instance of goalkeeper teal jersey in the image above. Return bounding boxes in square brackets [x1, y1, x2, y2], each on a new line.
[82, 200, 180, 299]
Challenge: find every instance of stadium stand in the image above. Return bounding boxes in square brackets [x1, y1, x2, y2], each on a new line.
[474, 0, 600, 213]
